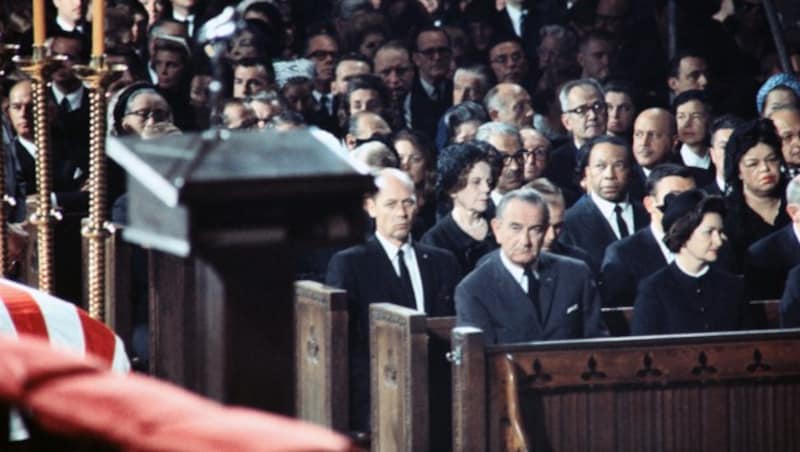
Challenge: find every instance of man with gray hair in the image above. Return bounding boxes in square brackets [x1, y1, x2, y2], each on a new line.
[326, 167, 460, 431]
[476, 121, 525, 205]
[455, 187, 608, 345]
[746, 175, 800, 300]
[484, 82, 534, 129]
[345, 111, 392, 150]
[546, 78, 608, 206]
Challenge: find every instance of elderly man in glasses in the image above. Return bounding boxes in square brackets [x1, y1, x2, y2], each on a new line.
[545, 78, 608, 206]
[476, 121, 525, 206]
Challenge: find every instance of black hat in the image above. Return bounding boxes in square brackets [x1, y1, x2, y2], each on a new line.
[660, 189, 725, 233]
[111, 81, 157, 136]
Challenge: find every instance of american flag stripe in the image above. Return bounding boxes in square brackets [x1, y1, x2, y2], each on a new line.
[0, 279, 128, 371]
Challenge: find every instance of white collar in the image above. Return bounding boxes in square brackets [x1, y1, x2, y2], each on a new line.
[680, 143, 711, 169]
[490, 189, 505, 207]
[589, 191, 630, 218]
[650, 223, 674, 263]
[716, 175, 726, 193]
[17, 136, 36, 159]
[793, 223, 800, 246]
[505, 3, 525, 36]
[172, 11, 195, 22]
[641, 166, 652, 178]
[675, 259, 710, 278]
[374, 231, 412, 260]
[56, 16, 82, 33]
[51, 84, 84, 111]
[499, 248, 528, 286]
[419, 77, 438, 99]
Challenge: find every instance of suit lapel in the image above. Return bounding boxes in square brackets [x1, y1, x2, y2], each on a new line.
[490, 253, 542, 332]
[536, 254, 557, 329]
[365, 238, 410, 308]
[582, 197, 617, 244]
[632, 202, 650, 230]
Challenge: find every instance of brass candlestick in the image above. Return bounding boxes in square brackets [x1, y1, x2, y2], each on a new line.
[73, 55, 125, 321]
[14, 45, 60, 293]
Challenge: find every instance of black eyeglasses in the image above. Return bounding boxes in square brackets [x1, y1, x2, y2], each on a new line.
[125, 108, 171, 122]
[521, 148, 548, 161]
[501, 150, 526, 165]
[417, 46, 452, 58]
[564, 102, 607, 116]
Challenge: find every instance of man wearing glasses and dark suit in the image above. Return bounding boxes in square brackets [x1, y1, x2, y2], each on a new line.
[545, 78, 609, 207]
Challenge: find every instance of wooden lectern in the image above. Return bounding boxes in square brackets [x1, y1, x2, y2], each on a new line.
[108, 129, 373, 415]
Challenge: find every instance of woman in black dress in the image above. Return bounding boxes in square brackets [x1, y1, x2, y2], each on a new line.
[421, 142, 500, 274]
[723, 118, 790, 272]
[631, 189, 749, 335]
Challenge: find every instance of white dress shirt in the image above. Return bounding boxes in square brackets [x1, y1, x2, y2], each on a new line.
[419, 77, 438, 100]
[490, 189, 505, 207]
[172, 11, 195, 36]
[505, 3, 525, 37]
[590, 192, 634, 239]
[17, 136, 36, 160]
[375, 232, 425, 313]
[313, 90, 334, 115]
[51, 84, 84, 112]
[499, 250, 537, 294]
[650, 223, 674, 264]
[680, 143, 711, 169]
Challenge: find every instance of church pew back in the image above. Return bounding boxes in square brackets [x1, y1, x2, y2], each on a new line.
[369, 303, 455, 452]
[294, 280, 349, 433]
[451, 328, 800, 452]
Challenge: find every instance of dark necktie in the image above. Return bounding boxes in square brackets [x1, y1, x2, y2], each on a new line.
[614, 204, 630, 238]
[525, 266, 541, 320]
[397, 249, 416, 309]
[59, 97, 71, 114]
[319, 95, 330, 115]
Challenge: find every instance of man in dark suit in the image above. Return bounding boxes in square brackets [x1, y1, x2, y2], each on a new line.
[706, 114, 744, 195]
[410, 27, 453, 140]
[48, 32, 90, 182]
[545, 78, 608, 206]
[491, 0, 563, 60]
[50, 0, 90, 53]
[456, 187, 607, 345]
[780, 265, 800, 328]
[746, 175, 800, 300]
[601, 164, 696, 308]
[674, 90, 715, 187]
[326, 168, 460, 432]
[559, 135, 649, 272]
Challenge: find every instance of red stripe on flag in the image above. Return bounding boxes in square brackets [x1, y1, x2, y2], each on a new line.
[0, 282, 48, 339]
[77, 309, 116, 367]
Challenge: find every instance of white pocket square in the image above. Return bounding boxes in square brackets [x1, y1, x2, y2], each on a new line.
[566, 304, 579, 314]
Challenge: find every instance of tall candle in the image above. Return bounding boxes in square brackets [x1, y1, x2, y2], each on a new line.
[92, 0, 105, 56]
[33, 0, 46, 46]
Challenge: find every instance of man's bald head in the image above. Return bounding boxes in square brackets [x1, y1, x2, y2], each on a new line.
[632, 108, 676, 169]
[8, 80, 34, 140]
[485, 83, 534, 129]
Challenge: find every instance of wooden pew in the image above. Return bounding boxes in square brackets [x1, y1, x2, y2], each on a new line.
[451, 328, 800, 452]
[369, 303, 455, 452]
[601, 300, 782, 337]
[294, 280, 349, 433]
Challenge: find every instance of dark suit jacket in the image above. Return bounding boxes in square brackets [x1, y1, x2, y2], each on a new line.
[456, 250, 608, 345]
[544, 140, 582, 207]
[601, 226, 667, 307]
[675, 149, 715, 187]
[326, 237, 460, 431]
[746, 225, 800, 300]
[780, 265, 800, 328]
[559, 194, 649, 274]
[2, 121, 26, 222]
[490, 1, 565, 59]
[409, 76, 452, 141]
[50, 87, 90, 179]
[631, 263, 748, 335]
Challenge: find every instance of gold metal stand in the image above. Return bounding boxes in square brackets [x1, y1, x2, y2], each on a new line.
[15, 45, 58, 293]
[74, 55, 123, 321]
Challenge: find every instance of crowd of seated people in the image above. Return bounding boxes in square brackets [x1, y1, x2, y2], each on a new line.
[1, 0, 800, 433]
